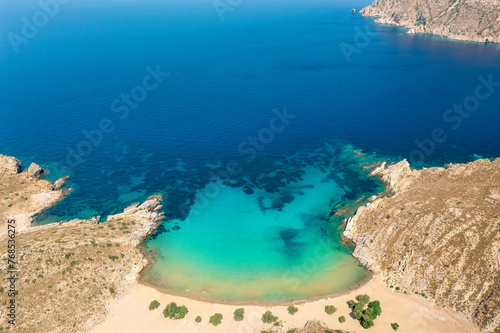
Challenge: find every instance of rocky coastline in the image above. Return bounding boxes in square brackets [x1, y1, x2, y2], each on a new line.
[344, 158, 500, 332]
[0, 154, 165, 332]
[0, 155, 69, 234]
[360, 0, 500, 44]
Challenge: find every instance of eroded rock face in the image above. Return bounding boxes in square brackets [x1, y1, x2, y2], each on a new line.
[0, 156, 166, 333]
[0, 154, 21, 174]
[345, 159, 500, 332]
[361, 0, 500, 43]
[0, 156, 68, 233]
[53, 176, 69, 190]
[0, 195, 164, 333]
[28, 162, 44, 178]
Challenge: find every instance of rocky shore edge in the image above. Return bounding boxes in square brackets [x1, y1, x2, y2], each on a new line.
[343, 158, 500, 332]
[360, 0, 500, 44]
[0, 154, 166, 332]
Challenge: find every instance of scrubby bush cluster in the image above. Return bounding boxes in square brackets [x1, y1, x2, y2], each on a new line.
[210, 313, 223, 326]
[148, 300, 160, 310]
[163, 302, 188, 320]
[287, 305, 298, 315]
[348, 294, 382, 329]
[261, 310, 278, 323]
[325, 305, 337, 315]
[234, 308, 245, 321]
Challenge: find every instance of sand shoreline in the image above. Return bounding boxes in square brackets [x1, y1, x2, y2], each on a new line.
[93, 274, 479, 333]
[135, 270, 375, 307]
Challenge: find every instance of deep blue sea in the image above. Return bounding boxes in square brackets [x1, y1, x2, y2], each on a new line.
[1, 0, 500, 301]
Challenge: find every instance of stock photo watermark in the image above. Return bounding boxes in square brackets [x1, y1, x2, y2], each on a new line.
[178, 107, 296, 220]
[340, 24, 377, 64]
[408, 74, 500, 165]
[7, 0, 72, 53]
[60, 65, 169, 171]
[213, 0, 242, 21]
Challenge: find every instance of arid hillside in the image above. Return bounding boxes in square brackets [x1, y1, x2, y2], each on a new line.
[0, 155, 164, 333]
[361, 0, 500, 43]
[344, 158, 500, 332]
[0, 155, 68, 235]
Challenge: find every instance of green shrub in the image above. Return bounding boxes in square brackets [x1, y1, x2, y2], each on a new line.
[356, 294, 370, 304]
[353, 309, 363, 320]
[234, 308, 245, 321]
[325, 305, 337, 315]
[163, 302, 188, 320]
[209, 313, 223, 326]
[109, 287, 115, 294]
[195, 316, 202, 323]
[148, 300, 160, 310]
[361, 318, 374, 329]
[287, 305, 298, 315]
[368, 300, 382, 317]
[338, 316, 346, 323]
[392, 323, 399, 331]
[261, 311, 278, 323]
[349, 296, 383, 329]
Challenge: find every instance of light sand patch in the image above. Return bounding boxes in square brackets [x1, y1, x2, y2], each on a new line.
[93, 275, 478, 333]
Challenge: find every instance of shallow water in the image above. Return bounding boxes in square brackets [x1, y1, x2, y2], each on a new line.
[1, 0, 500, 301]
[142, 145, 384, 301]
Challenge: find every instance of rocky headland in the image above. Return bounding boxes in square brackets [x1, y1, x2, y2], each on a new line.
[0, 155, 165, 332]
[360, 0, 500, 43]
[0, 155, 68, 235]
[344, 158, 500, 332]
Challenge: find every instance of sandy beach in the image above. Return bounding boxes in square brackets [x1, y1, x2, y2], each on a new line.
[92, 275, 479, 333]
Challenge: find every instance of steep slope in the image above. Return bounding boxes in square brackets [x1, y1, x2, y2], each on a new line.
[344, 158, 500, 332]
[361, 0, 500, 43]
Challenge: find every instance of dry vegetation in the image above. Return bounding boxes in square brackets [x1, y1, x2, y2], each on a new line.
[261, 320, 348, 333]
[361, 0, 500, 43]
[0, 154, 164, 332]
[0, 155, 67, 234]
[0, 197, 163, 333]
[345, 158, 500, 332]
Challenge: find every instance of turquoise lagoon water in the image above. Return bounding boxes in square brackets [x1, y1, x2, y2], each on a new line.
[1, 0, 500, 301]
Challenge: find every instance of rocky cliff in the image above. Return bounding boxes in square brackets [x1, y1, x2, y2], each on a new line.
[0, 154, 165, 332]
[361, 0, 500, 43]
[0, 155, 68, 234]
[344, 158, 500, 332]
[0, 196, 164, 332]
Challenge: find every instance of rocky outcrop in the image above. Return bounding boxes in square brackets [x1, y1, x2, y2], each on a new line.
[27, 162, 44, 178]
[261, 320, 348, 333]
[361, 0, 500, 43]
[53, 175, 69, 190]
[0, 154, 21, 173]
[0, 195, 164, 333]
[0, 155, 166, 332]
[345, 158, 500, 332]
[0, 156, 69, 233]
[103, 196, 164, 247]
